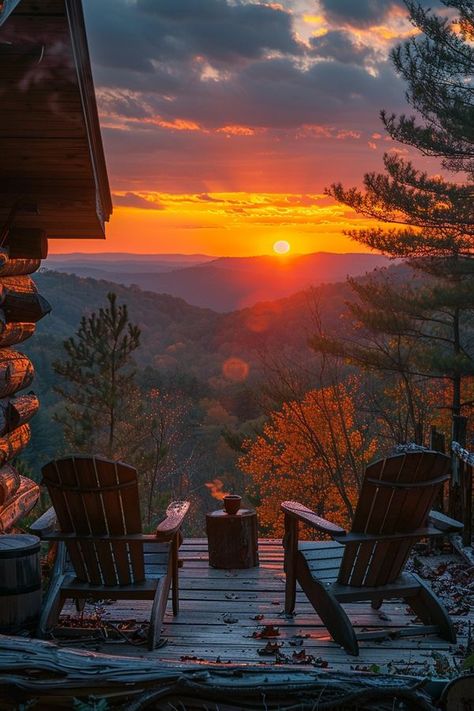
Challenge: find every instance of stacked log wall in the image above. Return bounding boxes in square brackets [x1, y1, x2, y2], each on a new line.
[0, 234, 50, 532]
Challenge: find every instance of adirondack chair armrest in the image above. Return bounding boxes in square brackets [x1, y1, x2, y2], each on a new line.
[428, 510, 463, 533]
[155, 500, 190, 541]
[281, 501, 346, 538]
[29, 506, 57, 538]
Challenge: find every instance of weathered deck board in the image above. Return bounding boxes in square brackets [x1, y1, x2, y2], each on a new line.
[60, 538, 468, 674]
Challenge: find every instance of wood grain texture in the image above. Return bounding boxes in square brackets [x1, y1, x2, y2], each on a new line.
[282, 452, 458, 654]
[206, 509, 259, 569]
[0, 423, 31, 465]
[0, 476, 39, 532]
[281, 501, 346, 536]
[0, 257, 41, 277]
[0, 351, 34, 396]
[0, 464, 20, 505]
[0, 631, 441, 709]
[0, 322, 35, 347]
[0, 0, 112, 239]
[37, 456, 187, 649]
[54, 539, 469, 676]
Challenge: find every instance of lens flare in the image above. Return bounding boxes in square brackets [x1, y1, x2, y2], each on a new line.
[222, 357, 250, 382]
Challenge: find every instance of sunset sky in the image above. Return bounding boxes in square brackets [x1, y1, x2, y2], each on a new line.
[51, 0, 441, 256]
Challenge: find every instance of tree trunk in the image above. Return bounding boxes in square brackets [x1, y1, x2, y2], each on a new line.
[206, 509, 259, 569]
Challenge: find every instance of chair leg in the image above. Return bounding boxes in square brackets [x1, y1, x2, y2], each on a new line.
[284, 560, 297, 615]
[297, 555, 359, 655]
[37, 542, 67, 638]
[283, 515, 297, 615]
[405, 574, 456, 643]
[371, 598, 383, 610]
[172, 533, 180, 616]
[148, 576, 170, 650]
[38, 574, 66, 637]
[75, 598, 86, 613]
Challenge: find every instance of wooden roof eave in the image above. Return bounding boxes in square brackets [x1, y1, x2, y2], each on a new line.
[0, 0, 22, 27]
[65, 0, 113, 226]
[0, 0, 112, 240]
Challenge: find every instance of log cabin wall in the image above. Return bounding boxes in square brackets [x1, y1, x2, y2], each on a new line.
[0, 237, 49, 531]
[0, 0, 112, 531]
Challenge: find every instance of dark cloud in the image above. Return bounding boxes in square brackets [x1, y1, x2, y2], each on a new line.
[82, 0, 427, 195]
[318, 0, 438, 28]
[84, 0, 301, 77]
[112, 192, 165, 210]
[121, 58, 405, 130]
[309, 30, 376, 65]
[318, 0, 401, 28]
[138, 0, 302, 61]
[85, 0, 405, 133]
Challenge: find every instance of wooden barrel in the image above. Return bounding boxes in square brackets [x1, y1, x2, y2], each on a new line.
[0, 534, 41, 632]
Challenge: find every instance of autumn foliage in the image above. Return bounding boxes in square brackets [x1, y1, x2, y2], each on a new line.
[239, 379, 377, 537]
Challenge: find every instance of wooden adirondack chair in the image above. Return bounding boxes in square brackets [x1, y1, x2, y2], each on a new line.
[281, 450, 463, 655]
[30, 455, 190, 650]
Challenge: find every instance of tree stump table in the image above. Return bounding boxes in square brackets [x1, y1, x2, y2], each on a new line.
[206, 509, 259, 569]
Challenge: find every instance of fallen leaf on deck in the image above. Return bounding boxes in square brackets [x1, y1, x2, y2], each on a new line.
[225, 593, 240, 600]
[252, 625, 280, 639]
[251, 614, 264, 621]
[291, 650, 328, 668]
[257, 641, 282, 656]
[222, 614, 238, 624]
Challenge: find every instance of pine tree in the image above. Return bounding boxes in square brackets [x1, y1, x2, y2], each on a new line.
[383, 0, 474, 174]
[318, 1, 474, 429]
[325, 158, 474, 420]
[53, 292, 141, 458]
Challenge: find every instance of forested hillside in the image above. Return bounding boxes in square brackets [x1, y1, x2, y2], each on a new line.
[15, 269, 359, 526]
[19, 264, 418, 534]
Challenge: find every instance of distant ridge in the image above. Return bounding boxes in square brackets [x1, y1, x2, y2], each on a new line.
[48, 253, 213, 263]
[46, 251, 390, 311]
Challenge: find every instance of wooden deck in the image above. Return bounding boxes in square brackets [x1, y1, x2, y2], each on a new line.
[60, 538, 469, 674]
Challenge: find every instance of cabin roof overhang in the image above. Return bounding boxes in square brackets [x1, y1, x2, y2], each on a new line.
[0, 0, 112, 240]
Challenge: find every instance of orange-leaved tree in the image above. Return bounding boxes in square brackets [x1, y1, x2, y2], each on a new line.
[239, 378, 378, 537]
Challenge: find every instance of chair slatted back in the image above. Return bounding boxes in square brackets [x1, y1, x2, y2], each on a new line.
[42, 456, 145, 585]
[338, 451, 451, 587]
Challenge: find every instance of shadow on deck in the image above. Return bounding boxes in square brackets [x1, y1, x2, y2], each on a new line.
[60, 538, 467, 675]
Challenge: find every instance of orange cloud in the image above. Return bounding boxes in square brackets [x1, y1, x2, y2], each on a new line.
[217, 125, 257, 136]
[49, 191, 390, 257]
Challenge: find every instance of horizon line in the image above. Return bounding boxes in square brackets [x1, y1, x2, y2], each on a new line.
[47, 249, 383, 258]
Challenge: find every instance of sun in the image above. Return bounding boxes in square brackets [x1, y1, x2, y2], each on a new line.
[273, 240, 291, 255]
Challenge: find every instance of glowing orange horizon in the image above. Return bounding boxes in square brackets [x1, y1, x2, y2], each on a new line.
[47, 191, 386, 257]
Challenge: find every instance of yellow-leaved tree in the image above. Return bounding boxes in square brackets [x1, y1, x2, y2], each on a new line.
[239, 379, 378, 537]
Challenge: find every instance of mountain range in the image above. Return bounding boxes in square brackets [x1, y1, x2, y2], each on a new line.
[46, 251, 390, 311]
[22, 261, 404, 477]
